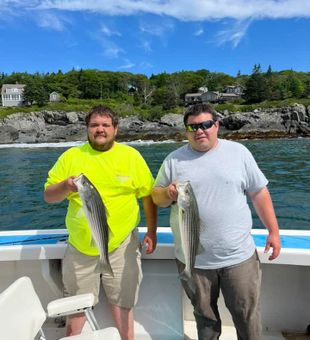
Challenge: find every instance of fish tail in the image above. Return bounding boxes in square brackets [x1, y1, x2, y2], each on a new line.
[179, 269, 196, 295]
[95, 261, 114, 276]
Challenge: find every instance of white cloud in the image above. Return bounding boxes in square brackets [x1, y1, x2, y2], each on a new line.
[118, 60, 135, 69]
[139, 21, 175, 37]
[215, 19, 252, 47]
[140, 61, 153, 69]
[140, 40, 152, 53]
[194, 29, 204, 36]
[35, 0, 310, 20]
[138, 19, 174, 49]
[36, 12, 68, 31]
[100, 23, 121, 37]
[3, 0, 310, 49]
[0, 0, 24, 19]
[98, 39, 124, 58]
[89, 25, 124, 59]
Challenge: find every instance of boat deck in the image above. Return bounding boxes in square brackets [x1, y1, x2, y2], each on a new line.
[184, 321, 310, 340]
[41, 319, 310, 339]
[1, 228, 310, 340]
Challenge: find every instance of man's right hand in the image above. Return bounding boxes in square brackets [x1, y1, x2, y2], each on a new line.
[44, 176, 78, 203]
[66, 176, 78, 192]
[166, 183, 178, 202]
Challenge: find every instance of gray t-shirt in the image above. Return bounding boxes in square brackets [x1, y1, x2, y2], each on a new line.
[154, 139, 268, 269]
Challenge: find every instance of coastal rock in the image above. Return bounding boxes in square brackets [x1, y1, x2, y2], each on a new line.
[0, 104, 309, 144]
[220, 104, 310, 139]
[159, 113, 184, 128]
[118, 115, 185, 141]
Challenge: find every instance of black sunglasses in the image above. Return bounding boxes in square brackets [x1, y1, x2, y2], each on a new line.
[186, 120, 216, 132]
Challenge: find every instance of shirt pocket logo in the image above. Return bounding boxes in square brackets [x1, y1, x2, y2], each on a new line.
[115, 174, 131, 183]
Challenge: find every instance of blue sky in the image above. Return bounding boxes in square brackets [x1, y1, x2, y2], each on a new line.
[1, 0, 310, 77]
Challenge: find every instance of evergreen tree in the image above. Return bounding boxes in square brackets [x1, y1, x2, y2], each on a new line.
[244, 64, 269, 103]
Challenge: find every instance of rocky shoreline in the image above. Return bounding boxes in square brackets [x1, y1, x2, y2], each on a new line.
[0, 103, 309, 144]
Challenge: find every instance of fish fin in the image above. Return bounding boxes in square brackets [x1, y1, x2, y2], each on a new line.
[108, 227, 114, 239]
[95, 261, 114, 277]
[90, 236, 97, 248]
[179, 270, 196, 295]
[197, 242, 205, 255]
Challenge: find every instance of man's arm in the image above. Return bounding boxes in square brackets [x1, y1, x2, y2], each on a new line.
[151, 183, 178, 208]
[249, 186, 281, 261]
[44, 176, 77, 203]
[142, 195, 158, 254]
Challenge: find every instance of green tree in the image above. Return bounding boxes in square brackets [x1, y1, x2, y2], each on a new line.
[286, 75, 304, 98]
[244, 65, 269, 103]
[169, 71, 205, 104]
[23, 78, 48, 106]
[152, 87, 177, 110]
[130, 74, 154, 105]
[303, 80, 310, 97]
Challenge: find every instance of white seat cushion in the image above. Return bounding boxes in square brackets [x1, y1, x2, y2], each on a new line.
[47, 293, 95, 317]
[59, 327, 121, 340]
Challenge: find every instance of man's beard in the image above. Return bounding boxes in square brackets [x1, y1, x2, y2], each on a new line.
[88, 136, 114, 151]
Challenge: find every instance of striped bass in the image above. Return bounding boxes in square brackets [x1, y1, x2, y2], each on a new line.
[73, 173, 113, 275]
[176, 181, 201, 293]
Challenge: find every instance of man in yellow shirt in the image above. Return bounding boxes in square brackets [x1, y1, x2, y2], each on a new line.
[44, 105, 157, 340]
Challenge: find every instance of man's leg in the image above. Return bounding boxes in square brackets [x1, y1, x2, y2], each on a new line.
[102, 229, 142, 340]
[110, 304, 134, 340]
[65, 314, 86, 336]
[62, 244, 101, 336]
[176, 259, 221, 340]
[221, 251, 262, 340]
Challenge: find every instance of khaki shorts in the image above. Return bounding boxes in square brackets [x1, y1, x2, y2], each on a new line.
[62, 229, 142, 309]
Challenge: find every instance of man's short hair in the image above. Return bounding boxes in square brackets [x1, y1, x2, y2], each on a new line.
[85, 105, 119, 127]
[183, 103, 218, 125]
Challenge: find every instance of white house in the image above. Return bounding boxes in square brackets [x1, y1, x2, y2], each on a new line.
[223, 85, 244, 95]
[49, 91, 61, 102]
[184, 87, 208, 106]
[184, 93, 203, 106]
[201, 91, 221, 103]
[1, 84, 25, 107]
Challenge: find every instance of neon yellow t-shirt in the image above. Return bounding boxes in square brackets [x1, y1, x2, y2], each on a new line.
[44, 142, 154, 255]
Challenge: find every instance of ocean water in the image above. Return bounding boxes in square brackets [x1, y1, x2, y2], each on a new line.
[0, 138, 309, 231]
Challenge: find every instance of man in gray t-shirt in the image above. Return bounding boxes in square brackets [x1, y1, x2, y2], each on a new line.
[152, 103, 281, 340]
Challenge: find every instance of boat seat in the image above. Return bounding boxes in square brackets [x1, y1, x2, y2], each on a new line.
[0, 276, 120, 340]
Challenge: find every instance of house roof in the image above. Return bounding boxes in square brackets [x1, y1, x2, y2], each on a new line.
[220, 93, 239, 98]
[202, 91, 220, 95]
[1, 84, 25, 95]
[224, 85, 244, 89]
[185, 93, 202, 97]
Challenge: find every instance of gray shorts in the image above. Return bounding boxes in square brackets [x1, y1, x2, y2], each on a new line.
[62, 229, 142, 309]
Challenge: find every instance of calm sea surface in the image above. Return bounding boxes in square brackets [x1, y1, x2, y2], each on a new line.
[0, 138, 309, 231]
